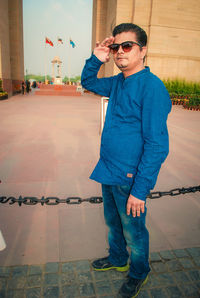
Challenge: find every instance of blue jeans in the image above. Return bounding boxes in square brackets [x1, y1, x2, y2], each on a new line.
[102, 184, 150, 279]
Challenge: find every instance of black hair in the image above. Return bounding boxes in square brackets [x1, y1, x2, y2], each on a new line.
[112, 23, 147, 47]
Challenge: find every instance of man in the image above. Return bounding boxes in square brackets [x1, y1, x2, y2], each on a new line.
[81, 23, 171, 298]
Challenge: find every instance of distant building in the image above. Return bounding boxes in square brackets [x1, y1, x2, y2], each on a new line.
[92, 0, 200, 81]
[0, 0, 24, 97]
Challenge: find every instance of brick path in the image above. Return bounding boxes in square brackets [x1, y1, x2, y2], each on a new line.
[0, 247, 200, 297]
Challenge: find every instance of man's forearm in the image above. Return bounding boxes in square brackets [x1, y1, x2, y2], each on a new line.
[81, 54, 103, 90]
[81, 54, 113, 97]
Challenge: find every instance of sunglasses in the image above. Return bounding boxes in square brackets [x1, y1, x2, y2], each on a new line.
[108, 41, 142, 54]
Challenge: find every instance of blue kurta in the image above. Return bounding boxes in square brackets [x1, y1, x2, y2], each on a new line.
[81, 54, 172, 201]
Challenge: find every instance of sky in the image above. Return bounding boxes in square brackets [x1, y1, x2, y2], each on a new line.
[23, 0, 93, 78]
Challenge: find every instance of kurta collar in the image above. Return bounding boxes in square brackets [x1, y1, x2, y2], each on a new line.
[121, 66, 150, 81]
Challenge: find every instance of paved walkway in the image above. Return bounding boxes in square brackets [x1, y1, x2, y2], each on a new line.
[0, 91, 200, 297]
[0, 247, 200, 297]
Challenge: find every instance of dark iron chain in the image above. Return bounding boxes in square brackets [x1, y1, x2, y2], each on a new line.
[0, 196, 103, 206]
[148, 185, 200, 199]
[0, 185, 199, 206]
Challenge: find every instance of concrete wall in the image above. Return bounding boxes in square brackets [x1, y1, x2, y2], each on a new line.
[0, 0, 24, 96]
[92, 0, 200, 82]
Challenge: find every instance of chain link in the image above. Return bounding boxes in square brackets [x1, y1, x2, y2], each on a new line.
[0, 186, 199, 206]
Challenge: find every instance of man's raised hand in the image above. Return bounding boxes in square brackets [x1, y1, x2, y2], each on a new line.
[93, 36, 114, 63]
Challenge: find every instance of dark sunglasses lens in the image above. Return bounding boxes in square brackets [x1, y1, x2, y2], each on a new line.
[110, 44, 119, 53]
[122, 42, 133, 52]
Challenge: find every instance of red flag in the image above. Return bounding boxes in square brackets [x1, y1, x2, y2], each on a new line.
[45, 37, 53, 47]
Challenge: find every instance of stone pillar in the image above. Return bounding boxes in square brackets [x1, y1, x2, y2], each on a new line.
[0, 0, 12, 96]
[133, 0, 200, 81]
[92, 0, 200, 81]
[0, 0, 24, 96]
[92, 0, 108, 77]
[8, 0, 24, 93]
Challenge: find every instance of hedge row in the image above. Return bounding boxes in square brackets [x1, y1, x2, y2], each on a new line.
[163, 79, 200, 109]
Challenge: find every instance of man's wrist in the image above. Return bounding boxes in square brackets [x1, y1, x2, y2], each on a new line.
[130, 189, 146, 202]
[91, 53, 104, 64]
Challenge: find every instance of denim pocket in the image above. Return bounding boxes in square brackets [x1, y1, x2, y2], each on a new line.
[117, 185, 131, 197]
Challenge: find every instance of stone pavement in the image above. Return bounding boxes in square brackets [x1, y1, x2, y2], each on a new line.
[0, 91, 200, 297]
[0, 247, 200, 298]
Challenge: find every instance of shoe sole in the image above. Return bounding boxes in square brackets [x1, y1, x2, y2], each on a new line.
[131, 275, 148, 298]
[93, 263, 129, 272]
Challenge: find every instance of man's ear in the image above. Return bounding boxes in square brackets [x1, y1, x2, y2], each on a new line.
[141, 46, 147, 60]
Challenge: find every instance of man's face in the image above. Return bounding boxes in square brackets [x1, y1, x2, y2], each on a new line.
[112, 31, 147, 75]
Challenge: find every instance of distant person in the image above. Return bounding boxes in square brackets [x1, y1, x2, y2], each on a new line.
[21, 81, 25, 94]
[25, 80, 30, 93]
[81, 23, 172, 298]
[32, 81, 37, 88]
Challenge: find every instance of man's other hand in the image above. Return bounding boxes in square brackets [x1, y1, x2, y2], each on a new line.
[93, 36, 114, 63]
[127, 194, 145, 217]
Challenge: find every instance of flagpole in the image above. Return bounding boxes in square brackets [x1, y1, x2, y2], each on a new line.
[67, 40, 71, 85]
[69, 45, 71, 85]
[45, 40, 47, 84]
[58, 38, 61, 82]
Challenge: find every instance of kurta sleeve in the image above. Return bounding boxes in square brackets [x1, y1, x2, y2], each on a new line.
[130, 80, 172, 201]
[81, 54, 114, 97]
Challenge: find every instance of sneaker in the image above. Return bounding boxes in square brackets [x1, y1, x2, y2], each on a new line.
[118, 275, 148, 297]
[92, 257, 129, 272]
